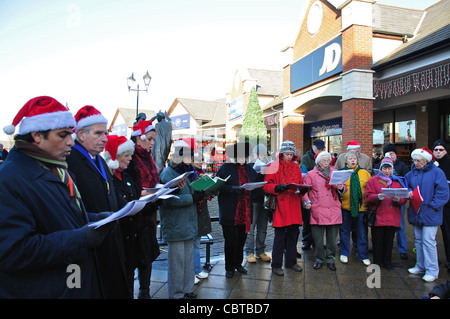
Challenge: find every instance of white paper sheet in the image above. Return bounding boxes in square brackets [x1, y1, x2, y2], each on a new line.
[328, 170, 353, 184]
[381, 188, 409, 198]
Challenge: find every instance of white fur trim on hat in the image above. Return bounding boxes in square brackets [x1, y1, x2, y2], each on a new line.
[173, 139, 191, 149]
[104, 139, 135, 169]
[76, 113, 108, 131]
[315, 151, 331, 164]
[18, 111, 76, 135]
[411, 148, 432, 163]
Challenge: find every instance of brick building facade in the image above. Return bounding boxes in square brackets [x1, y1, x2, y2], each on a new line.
[283, 0, 450, 160]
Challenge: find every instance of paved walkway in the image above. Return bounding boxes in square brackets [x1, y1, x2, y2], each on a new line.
[139, 198, 450, 299]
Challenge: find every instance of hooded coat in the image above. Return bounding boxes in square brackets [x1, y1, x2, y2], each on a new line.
[405, 161, 449, 226]
[263, 154, 304, 227]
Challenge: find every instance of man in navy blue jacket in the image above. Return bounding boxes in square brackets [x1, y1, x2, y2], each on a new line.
[0, 96, 110, 298]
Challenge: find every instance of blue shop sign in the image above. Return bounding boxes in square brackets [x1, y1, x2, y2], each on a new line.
[290, 35, 342, 93]
[309, 118, 342, 137]
[171, 114, 191, 130]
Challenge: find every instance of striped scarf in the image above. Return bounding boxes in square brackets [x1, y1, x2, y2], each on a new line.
[15, 140, 83, 213]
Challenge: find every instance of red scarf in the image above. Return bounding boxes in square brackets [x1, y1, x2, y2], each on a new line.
[132, 145, 159, 189]
[234, 164, 251, 232]
[325, 175, 338, 201]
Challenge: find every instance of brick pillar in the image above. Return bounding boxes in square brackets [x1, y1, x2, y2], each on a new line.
[342, 99, 373, 157]
[340, 2, 374, 158]
[283, 114, 304, 154]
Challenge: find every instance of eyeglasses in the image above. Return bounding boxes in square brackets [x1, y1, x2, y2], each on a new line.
[433, 148, 445, 152]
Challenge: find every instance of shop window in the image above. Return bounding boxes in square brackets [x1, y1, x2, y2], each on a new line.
[373, 123, 393, 145]
[395, 120, 415, 143]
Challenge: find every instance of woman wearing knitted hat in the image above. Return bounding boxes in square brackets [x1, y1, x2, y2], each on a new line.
[263, 140, 306, 276]
[365, 154, 408, 270]
[303, 151, 346, 271]
[405, 147, 449, 282]
[338, 150, 372, 266]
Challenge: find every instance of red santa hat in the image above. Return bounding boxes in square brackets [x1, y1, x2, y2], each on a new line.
[3, 96, 76, 135]
[74, 105, 108, 132]
[411, 147, 435, 163]
[131, 120, 155, 140]
[346, 140, 361, 150]
[103, 135, 135, 169]
[173, 137, 197, 156]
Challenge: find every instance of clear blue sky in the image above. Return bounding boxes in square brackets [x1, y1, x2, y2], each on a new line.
[0, 0, 440, 140]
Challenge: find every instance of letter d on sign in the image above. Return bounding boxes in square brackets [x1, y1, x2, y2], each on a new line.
[366, 264, 381, 288]
[67, 264, 81, 289]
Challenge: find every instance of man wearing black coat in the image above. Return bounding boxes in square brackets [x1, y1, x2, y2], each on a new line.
[67, 105, 131, 299]
[433, 139, 450, 271]
[0, 96, 109, 298]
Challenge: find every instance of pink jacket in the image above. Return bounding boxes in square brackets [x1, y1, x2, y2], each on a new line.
[364, 175, 407, 227]
[303, 166, 346, 225]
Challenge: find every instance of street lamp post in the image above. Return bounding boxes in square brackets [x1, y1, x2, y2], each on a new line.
[127, 71, 151, 118]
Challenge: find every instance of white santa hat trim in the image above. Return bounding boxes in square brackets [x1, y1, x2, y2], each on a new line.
[104, 139, 135, 169]
[346, 140, 361, 150]
[411, 148, 433, 163]
[3, 96, 75, 135]
[76, 114, 108, 132]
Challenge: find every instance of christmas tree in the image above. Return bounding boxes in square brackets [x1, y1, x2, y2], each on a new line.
[239, 87, 268, 147]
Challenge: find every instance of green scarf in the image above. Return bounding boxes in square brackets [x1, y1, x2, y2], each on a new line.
[346, 164, 362, 217]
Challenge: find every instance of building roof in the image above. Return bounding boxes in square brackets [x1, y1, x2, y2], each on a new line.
[247, 68, 284, 96]
[169, 98, 221, 121]
[373, 0, 450, 69]
[109, 107, 156, 129]
[372, 4, 424, 38]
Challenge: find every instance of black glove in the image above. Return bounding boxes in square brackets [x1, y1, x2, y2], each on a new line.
[274, 184, 289, 193]
[82, 223, 114, 248]
[231, 186, 244, 194]
[193, 190, 206, 203]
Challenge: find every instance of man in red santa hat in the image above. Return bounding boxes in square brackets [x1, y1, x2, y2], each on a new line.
[0, 96, 109, 298]
[335, 140, 372, 171]
[67, 105, 131, 298]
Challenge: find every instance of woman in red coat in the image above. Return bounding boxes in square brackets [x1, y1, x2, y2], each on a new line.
[365, 155, 407, 270]
[263, 140, 304, 276]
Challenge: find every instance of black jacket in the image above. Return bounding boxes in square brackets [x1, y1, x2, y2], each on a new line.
[216, 162, 258, 226]
[67, 142, 131, 299]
